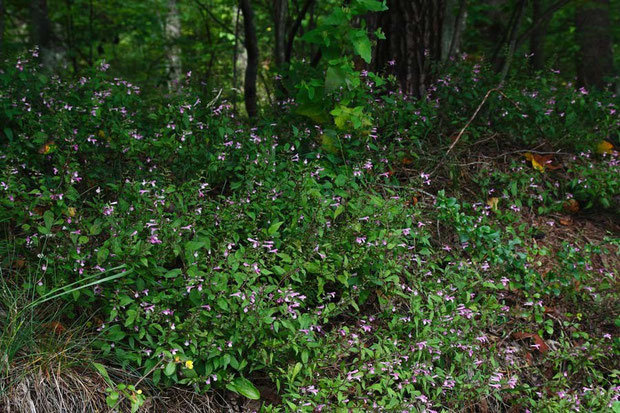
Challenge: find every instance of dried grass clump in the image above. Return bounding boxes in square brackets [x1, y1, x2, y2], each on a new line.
[1, 366, 109, 413]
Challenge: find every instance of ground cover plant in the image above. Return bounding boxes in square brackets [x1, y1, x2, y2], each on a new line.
[1, 0, 619, 412]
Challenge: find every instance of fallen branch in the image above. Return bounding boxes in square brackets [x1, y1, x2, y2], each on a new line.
[431, 87, 499, 174]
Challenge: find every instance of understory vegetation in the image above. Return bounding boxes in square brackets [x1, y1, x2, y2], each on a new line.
[0, 49, 618, 412]
[1, 0, 620, 411]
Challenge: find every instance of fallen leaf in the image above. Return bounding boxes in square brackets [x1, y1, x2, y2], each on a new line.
[531, 157, 545, 172]
[563, 199, 580, 214]
[487, 197, 499, 211]
[523, 152, 562, 172]
[401, 157, 414, 166]
[596, 140, 614, 155]
[33, 205, 48, 216]
[558, 217, 573, 226]
[513, 332, 550, 353]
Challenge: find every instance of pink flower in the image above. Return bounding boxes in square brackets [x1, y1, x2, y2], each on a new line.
[149, 235, 162, 244]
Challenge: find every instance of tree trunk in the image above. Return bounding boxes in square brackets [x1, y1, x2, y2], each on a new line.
[373, 0, 445, 97]
[441, 0, 458, 61]
[0, 0, 4, 57]
[448, 0, 467, 58]
[499, 0, 527, 84]
[575, 0, 613, 90]
[30, 0, 56, 68]
[166, 0, 183, 92]
[240, 0, 259, 118]
[529, 0, 549, 70]
[286, 0, 316, 63]
[274, 0, 288, 67]
[441, 0, 467, 61]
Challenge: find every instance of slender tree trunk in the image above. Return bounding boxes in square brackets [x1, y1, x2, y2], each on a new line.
[0, 0, 4, 57]
[374, 0, 445, 97]
[530, 0, 548, 70]
[286, 0, 316, 62]
[441, 0, 457, 61]
[274, 0, 288, 67]
[575, 0, 613, 90]
[448, 0, 467, 58]
[232, 7, 241, 114]
[166, 0, 182, 92]
[240, 0, 259, 117]
[30, 0, 56, 68]
[515, 0, 570, 50]
[499, 0, 527, 84]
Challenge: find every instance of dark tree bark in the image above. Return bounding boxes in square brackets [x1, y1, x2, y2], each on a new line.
[447, 0, 467, 59]
[286, 0, 316, 62]
[575, 0, 613, 90]
[499, 0, 527, 83]
[274, 0, 288, 67]
[372, 0, 445, 97]
[529, 0, 548, 70]
[515, 0, 570, 50]
[240, 0, 259, 118]
[0, 0, 4, 57]
[30, 0, 56, 67]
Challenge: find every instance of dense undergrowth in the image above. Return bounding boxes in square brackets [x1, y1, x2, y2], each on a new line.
[1, 51, 619, 412]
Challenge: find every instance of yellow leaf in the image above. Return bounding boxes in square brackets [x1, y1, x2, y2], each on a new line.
[531, 158, 544, 172]
[487, 197, 499, 211]
[39, 141, 56, 154]
[596, 140, 613, 154]
[67, 207, 76, 217]
[524, 152, 545, 171]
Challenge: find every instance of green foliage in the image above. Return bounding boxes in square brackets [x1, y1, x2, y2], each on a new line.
[1, 48, 618, 411]
[290, 0, 386, 128]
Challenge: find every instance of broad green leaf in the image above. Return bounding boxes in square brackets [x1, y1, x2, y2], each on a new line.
[268, 221, 284, 235]
[97, 247, 110, 264]
[229, 377, 260, 400]
[164, 361, 176, 376]
[350, 30, 372, 63]
[43, 210, 54, 230]
[325, 66, 347, 94]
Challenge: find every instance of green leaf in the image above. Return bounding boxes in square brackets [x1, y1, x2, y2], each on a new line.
[325, 66, 347, 94]
[164, 361, 176, 376]
[334, 205, 345, 219]
[350, 30, 372, 63]
[3, 128, 13, 142]
[97, 248, 110, 265]
[43, 210, 54, 230]
[124, 309, 137, 327]
[268, 221, 284, 236]
[106, 325, 126, 341]
[352, 0, 388, 13]
[228, 377, 260, 400]
[92, 362, 112, 384]
[163, 268, 182, 278]
[106, 391, 119, 407]
[291, 362, 302, 380]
